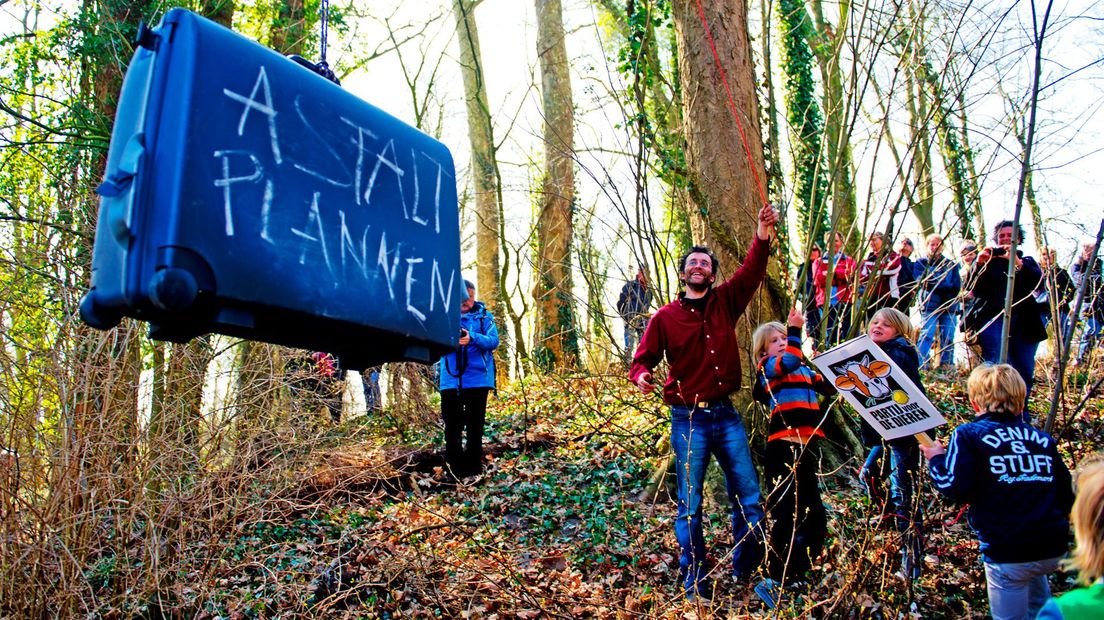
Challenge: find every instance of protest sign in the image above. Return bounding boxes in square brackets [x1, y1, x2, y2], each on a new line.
[810, 335, 945, 441]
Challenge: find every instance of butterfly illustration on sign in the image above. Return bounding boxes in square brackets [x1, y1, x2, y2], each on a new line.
[831, 354, 910, 407]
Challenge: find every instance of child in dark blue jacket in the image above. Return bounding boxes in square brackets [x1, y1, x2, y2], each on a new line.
[858, 307, 937, 581]
[921, 364, 1073, 620]
[751, 308, 836, 607]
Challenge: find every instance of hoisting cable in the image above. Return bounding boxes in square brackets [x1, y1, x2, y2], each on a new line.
[288, 0, 339, 84]
[318, 0, 333, 79]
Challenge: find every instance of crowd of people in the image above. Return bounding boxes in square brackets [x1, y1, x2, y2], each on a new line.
[796, 224, 1100, 395]
[627, 208, 1102, 615]
[286, 213, 1101, 614]
[619, 224, 1101, 381]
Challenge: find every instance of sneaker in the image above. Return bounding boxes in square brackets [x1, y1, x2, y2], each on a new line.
[754, 578, 782, 609]
[897, 551, 922, 582]
[685, 578, 715, 603]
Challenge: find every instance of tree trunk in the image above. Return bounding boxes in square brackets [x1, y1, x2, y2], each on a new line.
[149, 341, 166, 432]
[956, 92, 985, 240]
[903, 0, 934, 235]
[913, 48, 978, 240]
[54, 0, 151, 605]
[758, 0, 788, 253]
[452, 0, 509, 384]
[233, 0, 312, 447]
[151, 1, 235, 483]
[163, 338, 212, 467]
[669, 0, 787, 391]
[234, 341, 283, 419]
[1016, 125, 1044, 249]
[808, 0, 857, 239]
[532, 0, 579, 371]
[928, 80, 975, 239]
[83, 1, 144, 485]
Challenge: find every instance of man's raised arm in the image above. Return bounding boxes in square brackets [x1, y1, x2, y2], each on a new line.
[719, 204, 777, 310]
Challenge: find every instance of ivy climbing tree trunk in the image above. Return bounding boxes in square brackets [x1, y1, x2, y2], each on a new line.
[596, 0, 693, 302]
[777, 0, 829, 250]
[956, 90, 985, 239]
[669, 0, 787, 389]
[918, 52, 976, 239]
[754, 0, 791, 265]
[452, 0, 511, 383]
[902, 0, 935, 235]
[532, 0, 579, 371]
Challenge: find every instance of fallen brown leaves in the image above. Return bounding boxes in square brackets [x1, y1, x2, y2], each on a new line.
[63, 367, 1104, 618]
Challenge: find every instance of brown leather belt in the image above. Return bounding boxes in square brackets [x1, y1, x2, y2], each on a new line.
[694, 397, 730, 409]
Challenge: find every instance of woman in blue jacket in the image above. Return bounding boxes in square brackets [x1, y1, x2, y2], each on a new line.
[438, 279, 499, 479]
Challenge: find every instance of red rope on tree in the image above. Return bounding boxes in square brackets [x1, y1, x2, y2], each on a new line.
[691, 0, 769, 207]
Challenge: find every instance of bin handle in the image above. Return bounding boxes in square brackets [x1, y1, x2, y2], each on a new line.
[98, 133, 145, 241]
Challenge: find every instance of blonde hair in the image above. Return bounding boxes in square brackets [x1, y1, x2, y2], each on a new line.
[966, 364, 1026, 416]
[870, 307, 915, 343]
[1069, 455, 1104, 585]
[752, 322, 786, 359]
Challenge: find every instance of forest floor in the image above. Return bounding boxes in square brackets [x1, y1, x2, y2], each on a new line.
[93, 362, 1104, 619]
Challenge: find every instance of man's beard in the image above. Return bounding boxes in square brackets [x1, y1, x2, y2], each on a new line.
[684, 279, 711, 294]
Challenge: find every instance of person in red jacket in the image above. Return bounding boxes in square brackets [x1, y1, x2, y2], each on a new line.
[629, 203, 779, 600]
[814, 231, 857, 346]
[860, 232, 904, 318]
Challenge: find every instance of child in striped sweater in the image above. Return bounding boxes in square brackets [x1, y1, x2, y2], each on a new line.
[751, 308, 836, 606]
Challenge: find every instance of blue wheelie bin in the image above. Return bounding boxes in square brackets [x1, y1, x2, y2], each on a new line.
[80, 9, 463, 370]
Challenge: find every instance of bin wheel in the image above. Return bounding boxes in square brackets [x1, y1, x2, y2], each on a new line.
[149, 267, 198, 312]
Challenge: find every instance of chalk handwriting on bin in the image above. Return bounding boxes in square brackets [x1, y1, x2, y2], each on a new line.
[213, 66, 455, 322]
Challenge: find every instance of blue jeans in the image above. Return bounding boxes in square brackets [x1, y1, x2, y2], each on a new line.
[918, 310, 956, 368]
[859, 443, 925, 577]
[362, 368, 382, 413]
[670, 402, 765, 593]
[805, 306, 821, 345]
[976, 316, 1040, 416]
[1077, 315, 1102, 363]
[623, 317, 647, 361]
[1046, 312, 1072, 359]
[984, 557, 1061, 620]
[822, 302, 852, 347]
